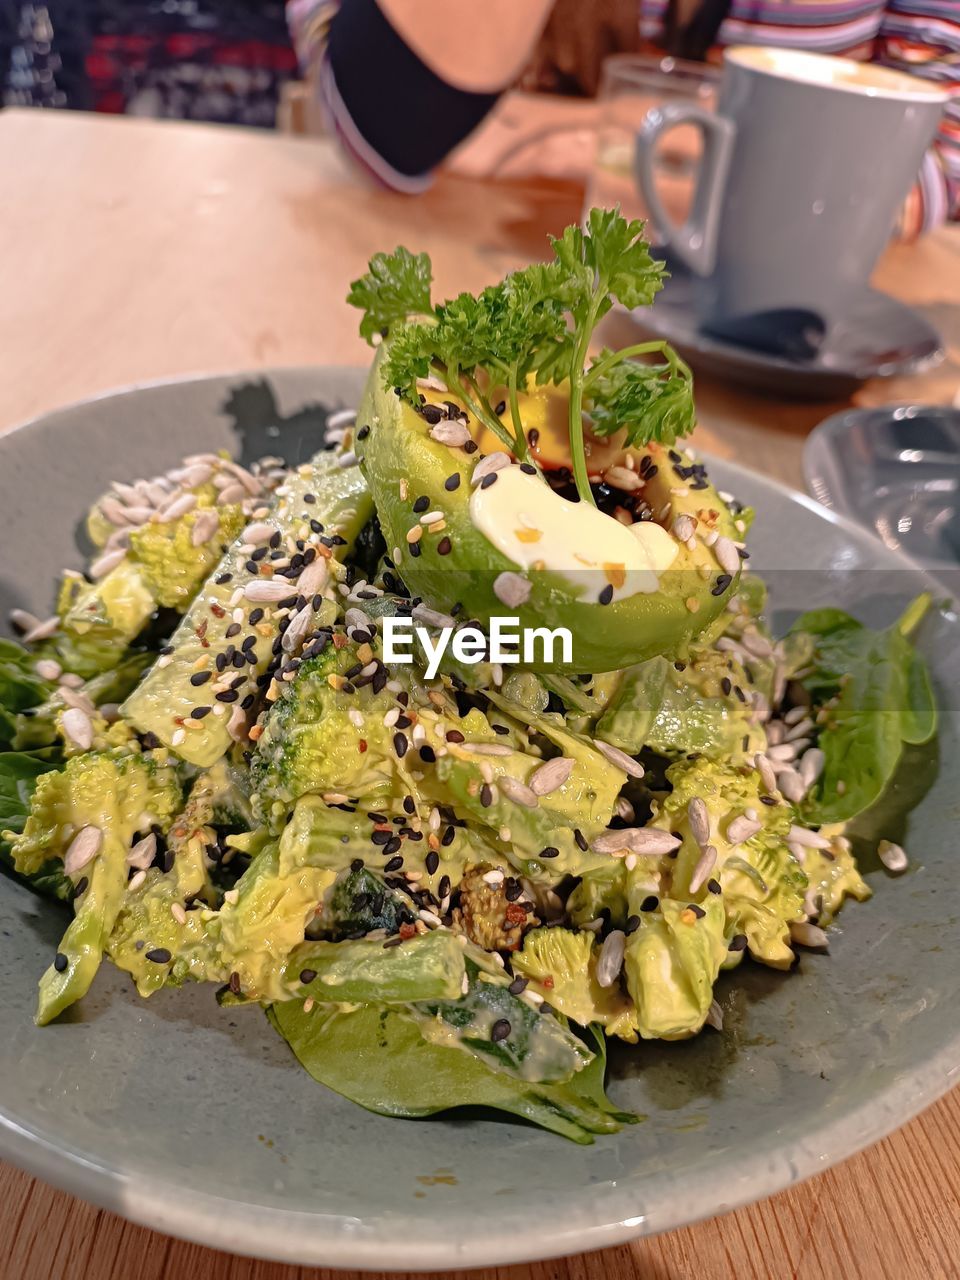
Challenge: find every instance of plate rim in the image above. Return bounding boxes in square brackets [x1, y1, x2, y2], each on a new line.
[1, 367, 958, 1270]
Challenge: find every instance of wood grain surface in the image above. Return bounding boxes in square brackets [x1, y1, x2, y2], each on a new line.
[0, 107, 958, 1280]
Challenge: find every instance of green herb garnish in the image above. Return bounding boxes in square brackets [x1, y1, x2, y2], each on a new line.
[347, 207, 694, 504]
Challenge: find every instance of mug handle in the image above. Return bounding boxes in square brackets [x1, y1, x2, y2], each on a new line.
[634, 103, 736, 277]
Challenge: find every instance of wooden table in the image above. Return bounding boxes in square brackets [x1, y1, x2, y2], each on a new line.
[0, 108, 958, 1280]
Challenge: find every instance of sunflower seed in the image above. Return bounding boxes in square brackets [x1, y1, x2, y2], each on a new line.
[64, 825, 103, 875]
[689, 844, 717, 893]
[878, 839, 908, 873]
[493, 572, 531, 607]
[713, 535, 741, 576]
[472, 452, 512, 485]
[499, 777, 539, 808]
[593, 828, 681, 856]
[739, 627, 774, 659]
[155, 492, 198, 523]
[191, 509, 220, 546]
[281, 606, 313, 654]
[767, 742, 798, 762]
[616, 796, 635, 822]
[593, 740, 645, 779]
[726, 815, 763, 845]
[705, 1000, 724, 1031]
[99, 496, 135, 526]
[34, 658, 62, 681]
[217, 483, 246, 506]
[788, 825, 832, 850]
[337, 452, 358, 469]
[297, 557, 330, 597]
[178, 463, 214, 488]
[127, 832, 157, 869]
[462, 742, 513, 757]
[58, 686, 95, 714]
[790, 921, 829, 949]
[22, 616, 59, 643]
[778, 769, 807, 803]
[61, 707, 93, 749]
[326, 408, 357, 432]
[240, 521, 274, 546]
[430, 420, 471, 447]
[110, 480, 141, 504]
[673, 514, 696, 542]
[784, 704, 808, 725]
[221, 460, 262, 494]
[412, 603, 457, 629]
[10, 608, 41, 633]
[104, 527, 132, 553]
[799, 747, 825, 789]
[785, 717, 814, 742]
[687, 797, 710, 847]
[529, 757, 575, 796]
[90, 548, 126, 580]
[244, 579, 297, 603]
[226, 704, 249, 742]
[606, 465, 644, 492]
[596, 929, 626, 987]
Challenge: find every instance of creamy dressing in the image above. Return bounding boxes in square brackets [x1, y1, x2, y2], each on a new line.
[470, 465, 678, 602]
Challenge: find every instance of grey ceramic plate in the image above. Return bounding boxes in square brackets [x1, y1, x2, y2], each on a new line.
[804, 404, 960, 568]
[1, 369, 959, 1271]
[625, 274, 944, 399]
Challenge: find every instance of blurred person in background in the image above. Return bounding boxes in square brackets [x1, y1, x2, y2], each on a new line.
[287, 0, 958, 237]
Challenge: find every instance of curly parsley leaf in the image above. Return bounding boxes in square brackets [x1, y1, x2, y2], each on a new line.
[587, 349, 695, 448]
[347, 248, 434, 344]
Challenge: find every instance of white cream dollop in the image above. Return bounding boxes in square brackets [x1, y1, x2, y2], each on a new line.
[469, 465, 678, 602]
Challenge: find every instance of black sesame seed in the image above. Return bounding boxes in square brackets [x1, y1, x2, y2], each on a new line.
[410, 542, 422, 558]
[356, 424, 370, 440]
[598, 584, 614, 606]
[444, 473, 461, 491]
[712, 573, 733, 596]
[437, 537, 452, 556]
[625, 914, 641, 935]
[494, 400, 506, 416]
[190, 705, 211, 719]
[393, 732, 408, 758]
[425, 851, 440, 875]
[708, 879, 722, 894]
[480, 783, 493, 807]
[384, 835, 402, 856]
[216, 689, 239, 703]
[215, 573, 233, 585]
[249, 607, 264, 624]
[760, 795, 778, 806]
[508, 975, 528, 995]
[189, 671, 211, 686]
[54, 952, 68, 972]
[225, 622, 241, 638]
[446, 729, 465, 743]
[491, 1019, 511, 1042]
[640, 895, 660, 912]
[422, 404, 443, 425]
[441, 826, 456, 848]
[438, 874, 451, 900]
[419, 745, 437, 763]
[539, 846, 560, 859]
[146, 948, 172, 964]
[729, 934, 748, 952]
[384, 854, 404, 873]
[413, 495, 429, 513]
[299, 967, 317, 984]
[688, 904, 706, 919]
[574, 828, 588, 852]
[480, 473, 498, 490]
[73, 876, 88, 899]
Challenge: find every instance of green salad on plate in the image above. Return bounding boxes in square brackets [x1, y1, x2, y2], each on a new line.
[0, 211, 936, 1143]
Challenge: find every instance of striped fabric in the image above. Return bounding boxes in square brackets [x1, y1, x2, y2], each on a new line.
[639, 0, 959, 230]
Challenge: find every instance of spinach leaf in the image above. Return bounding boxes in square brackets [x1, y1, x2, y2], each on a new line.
[267, 1000, 636, 1144]
[0, 747, 71, 903]
[791, 595, 937, 824]
[0, 638, 55, 749]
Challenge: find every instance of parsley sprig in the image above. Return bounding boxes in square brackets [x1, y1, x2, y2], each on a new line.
[347, 208, 694, 504]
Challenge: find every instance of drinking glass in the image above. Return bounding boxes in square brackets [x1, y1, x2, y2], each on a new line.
[584, 54, 720, 251]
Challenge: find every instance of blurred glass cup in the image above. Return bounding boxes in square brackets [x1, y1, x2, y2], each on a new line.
[585, 54, 720, 253]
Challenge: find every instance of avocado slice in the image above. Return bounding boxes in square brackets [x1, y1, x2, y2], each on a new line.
[122, 453, 372, 768]
[357, 345, 740, 674]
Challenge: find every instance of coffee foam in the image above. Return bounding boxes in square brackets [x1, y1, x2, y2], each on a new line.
[727, 46, 948, 102]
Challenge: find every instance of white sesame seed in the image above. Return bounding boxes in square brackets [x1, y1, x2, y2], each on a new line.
[171, 728, 186, 747]
[128, 869, 147, 892]
[171, 903, 187, 926]
[326, 408, 357, 431]
[34, 658, 62, 681]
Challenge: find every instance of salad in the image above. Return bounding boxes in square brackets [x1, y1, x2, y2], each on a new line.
[0, 210, 936, 1144]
